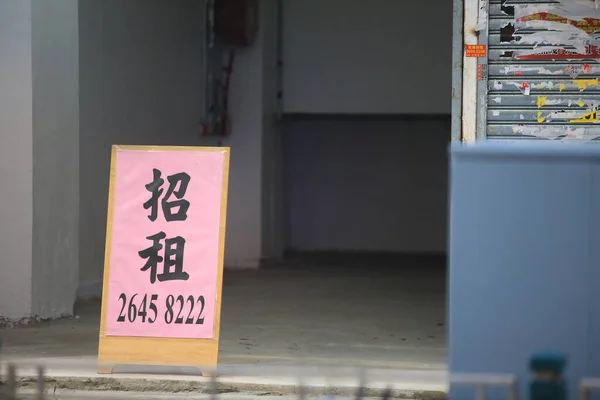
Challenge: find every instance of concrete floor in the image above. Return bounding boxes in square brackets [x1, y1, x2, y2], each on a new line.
[15, 391, 384, 400]
[1, 254, 446, 386]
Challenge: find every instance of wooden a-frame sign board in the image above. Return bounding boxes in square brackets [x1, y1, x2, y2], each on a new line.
[97, 145, 230, 376]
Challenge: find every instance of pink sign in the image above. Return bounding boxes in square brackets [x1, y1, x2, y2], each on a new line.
[105, 147, 227, 339]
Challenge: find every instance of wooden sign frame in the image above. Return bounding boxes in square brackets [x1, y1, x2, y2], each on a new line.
[97, 145, 230, 376]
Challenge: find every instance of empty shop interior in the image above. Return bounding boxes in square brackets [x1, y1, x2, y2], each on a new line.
[0, 0, 452, 369]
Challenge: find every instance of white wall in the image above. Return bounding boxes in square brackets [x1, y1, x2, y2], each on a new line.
[282, 0, 453, 114]
[0, 0, 79, 320]
[218, 0, 283, 267]
[0, 0, 34, 319]
[284, 117, 449, 254]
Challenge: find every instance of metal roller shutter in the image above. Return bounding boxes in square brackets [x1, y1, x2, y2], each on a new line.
[483, 0, 600, 140]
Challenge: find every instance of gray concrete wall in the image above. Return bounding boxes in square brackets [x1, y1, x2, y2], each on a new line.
[78, 0, 205, 298]
[449, 142, 600, 400]
[31, 0, 80, 319]
[78, 0, 283, 298]
[283, 117, 449, 254]
[281, 0, 451, 255]
[0, 0, 34, 320]
[260, 0, 284, 259]
[282, 0, 452, 114]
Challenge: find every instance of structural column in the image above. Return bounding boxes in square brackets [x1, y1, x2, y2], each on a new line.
[223, 0, 283, 268]
[0, 0, 79, 321]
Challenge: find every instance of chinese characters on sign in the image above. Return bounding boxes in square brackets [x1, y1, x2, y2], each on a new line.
[140, 169, 191, 284]
[466, 44, 487, 58]
[104, 148, 227, 339]
[477, 64, 488, 81]
[143, 169, 191, 223]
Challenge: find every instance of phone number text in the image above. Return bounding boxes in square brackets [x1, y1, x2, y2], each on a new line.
[116, 293, 206, 324]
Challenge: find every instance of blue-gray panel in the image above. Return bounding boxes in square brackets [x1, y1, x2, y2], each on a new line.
[589, 164, 600, 380]
[449, 141, 600, 400]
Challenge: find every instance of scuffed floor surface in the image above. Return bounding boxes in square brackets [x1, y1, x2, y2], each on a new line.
[1, 254, 447, 371]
